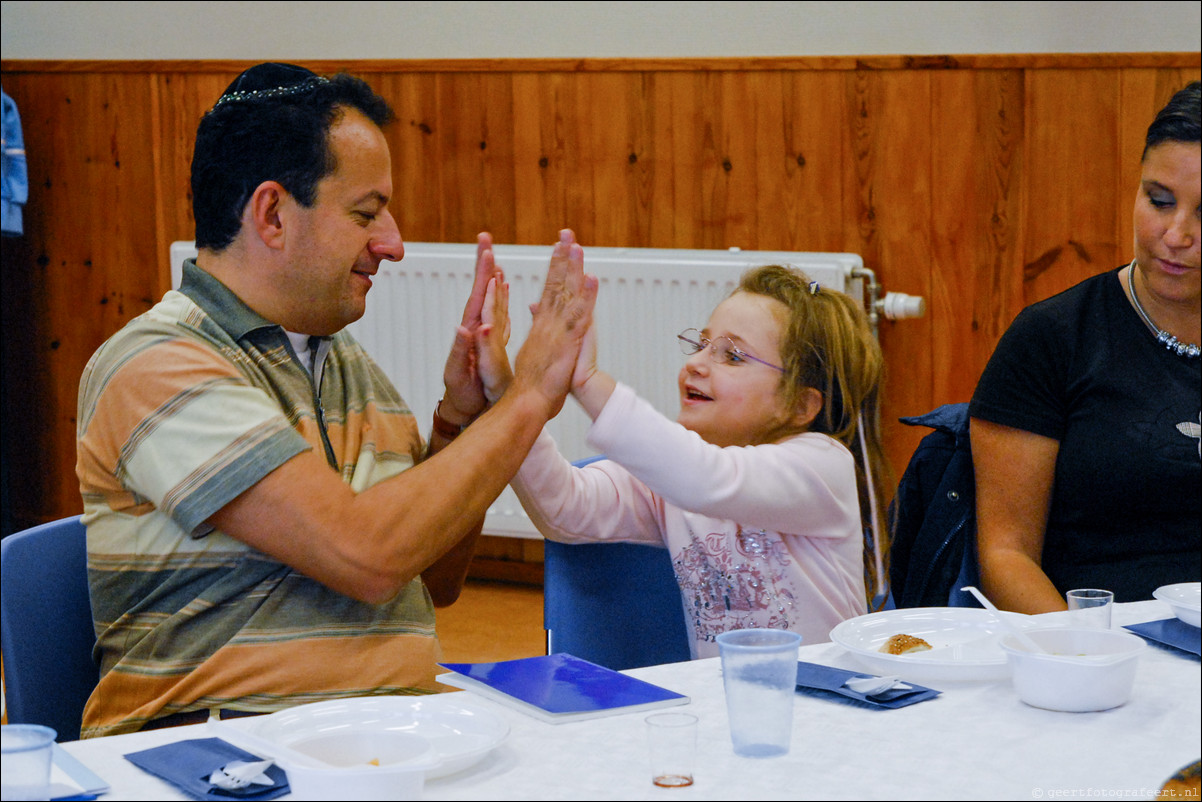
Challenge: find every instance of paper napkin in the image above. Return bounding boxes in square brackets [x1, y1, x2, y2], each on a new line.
[795, 661, 941, 708]
[124, 737, 290, 800]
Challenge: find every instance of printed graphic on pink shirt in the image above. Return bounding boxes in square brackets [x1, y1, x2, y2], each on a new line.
[674, 526, 798, 642]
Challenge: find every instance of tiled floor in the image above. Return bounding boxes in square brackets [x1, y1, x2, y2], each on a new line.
[434, 579, 546, 664]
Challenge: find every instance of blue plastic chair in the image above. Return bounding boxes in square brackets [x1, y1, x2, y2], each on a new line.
[541, 457, 691, 671]
[543, 540, 692, 671]
[1, 515, 97, 741]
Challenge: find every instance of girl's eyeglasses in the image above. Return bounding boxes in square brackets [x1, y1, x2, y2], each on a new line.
[677, 329, 784, 372]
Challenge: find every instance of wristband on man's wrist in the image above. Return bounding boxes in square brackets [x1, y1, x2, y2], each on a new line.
[432, 400, 469, 439]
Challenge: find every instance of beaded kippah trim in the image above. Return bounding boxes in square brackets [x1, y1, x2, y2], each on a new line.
[210, 76, 330, 110]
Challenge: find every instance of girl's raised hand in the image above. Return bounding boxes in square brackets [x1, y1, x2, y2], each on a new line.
[476, 269, 513, 405]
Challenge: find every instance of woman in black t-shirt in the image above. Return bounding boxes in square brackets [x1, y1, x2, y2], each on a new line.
[969, 82, 1201, 612]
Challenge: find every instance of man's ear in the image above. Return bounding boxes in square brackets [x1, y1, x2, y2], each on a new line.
[247, 181, 289, 250]
[791, 387, 825, 430]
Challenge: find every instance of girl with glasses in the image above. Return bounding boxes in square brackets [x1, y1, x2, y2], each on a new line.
[477, 242, 890, 656]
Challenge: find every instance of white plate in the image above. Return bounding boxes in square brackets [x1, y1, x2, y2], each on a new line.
[250, 695, 509, 779]
[1154, 582, 1202, 628]
[829, 607, 1038, 683]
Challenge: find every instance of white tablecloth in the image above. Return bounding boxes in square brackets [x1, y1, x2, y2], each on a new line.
[60, 600, 1200, 801]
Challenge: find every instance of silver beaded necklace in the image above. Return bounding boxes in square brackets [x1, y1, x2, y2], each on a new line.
[1126, 261, 1201, 359]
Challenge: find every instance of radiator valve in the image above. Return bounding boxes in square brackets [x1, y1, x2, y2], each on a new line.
[879, 292, 926, 320]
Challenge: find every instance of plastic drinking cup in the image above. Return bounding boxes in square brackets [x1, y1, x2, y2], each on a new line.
[1066, 589, 1114, 629]
[716, 628, 802, 758]
[645, 712, 697, 787]
[1, 724, 57, 802]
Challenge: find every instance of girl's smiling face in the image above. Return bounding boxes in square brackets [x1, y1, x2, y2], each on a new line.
[676, 291, 804, 448]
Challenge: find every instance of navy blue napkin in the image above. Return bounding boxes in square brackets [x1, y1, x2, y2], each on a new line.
[124, 737, 290, 800]
[795, 661, 941, 708]
[1124, 618, 1202, 656]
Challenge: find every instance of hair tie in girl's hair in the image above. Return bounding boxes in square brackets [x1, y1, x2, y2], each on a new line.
[808, 281, 820, 295]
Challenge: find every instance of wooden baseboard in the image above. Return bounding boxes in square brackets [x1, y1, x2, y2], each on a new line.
[466, 535, 545, 586]
[466, 558, 545, 586]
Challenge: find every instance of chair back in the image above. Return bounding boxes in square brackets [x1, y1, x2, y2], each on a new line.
[543, 538, 691, 671]
[1, 516, 97, 740]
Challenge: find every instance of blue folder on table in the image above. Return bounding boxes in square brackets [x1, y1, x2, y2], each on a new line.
[439, 653, 689, 723]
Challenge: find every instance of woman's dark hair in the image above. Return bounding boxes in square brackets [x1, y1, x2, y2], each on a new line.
[1144, 81, 1201, 159]
[191, 63, 394, 251]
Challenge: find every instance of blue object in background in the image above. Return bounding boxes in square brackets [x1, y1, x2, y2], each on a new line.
[2, 87, 28, 237]
[541, 456, 692, 671]
[1, 516, 98, 741]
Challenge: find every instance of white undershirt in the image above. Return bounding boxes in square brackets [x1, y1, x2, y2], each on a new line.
[285, 330, 314, 374]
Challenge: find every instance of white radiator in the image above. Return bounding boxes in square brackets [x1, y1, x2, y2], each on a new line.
[170, 241, 919, 539]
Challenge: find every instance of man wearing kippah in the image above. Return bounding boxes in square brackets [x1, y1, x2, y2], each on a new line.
[75, 63, 596, 737]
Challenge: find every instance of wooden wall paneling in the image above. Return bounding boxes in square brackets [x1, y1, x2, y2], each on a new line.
[767, 70, 849, 253]
[1, 73, 48, 530]
[580, 71, 655, 248]
[670, 70, 756, 249]
[153, 70, 238, 279]
[511, 71, 578, 244]
[560, 72, 609, 245]
[615, 71, 658, 249]
[429, 71, 518, 244]
[710, 70, 758, 249]
[692, 71, 737, 250]
[0, 71, 162, 526]
[647, 71, 690, 246]
[1021, 69, 1124, 306]
[841, 69, 936, 475]
[382, 72, 445, 243]
[1116, 69, 1156, 256]
[3, 55, 1197, 530]
[929, 69, 1026, 403]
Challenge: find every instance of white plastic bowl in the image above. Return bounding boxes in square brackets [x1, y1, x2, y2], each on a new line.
[1153, 582, 1201, 628]
[999, 627, 1145, 712]
[276, 730, 439, 801]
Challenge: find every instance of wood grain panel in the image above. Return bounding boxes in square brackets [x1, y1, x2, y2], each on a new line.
[582, 72, 655, 248]
[1022, 69, 1125, 304]
[0, 56, 1197, 532]
[841, 70, 935, 473]
[441, 72, 520, 243]
[380, 72, 444, 242]
[2, 71, 164, 524]
[763, 71, 848, 252]
[511, 71, 573, 243]
[153, 71, 240, 280]
[930, 69, 1026, 402]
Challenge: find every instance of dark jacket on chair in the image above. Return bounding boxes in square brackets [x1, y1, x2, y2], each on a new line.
[888, 403, 981, 608]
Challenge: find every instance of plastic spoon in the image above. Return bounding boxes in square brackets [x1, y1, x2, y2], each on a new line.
[960, 585, 1048, 654]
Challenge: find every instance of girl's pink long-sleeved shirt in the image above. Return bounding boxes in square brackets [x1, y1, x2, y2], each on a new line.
[511, 382, 867, 658]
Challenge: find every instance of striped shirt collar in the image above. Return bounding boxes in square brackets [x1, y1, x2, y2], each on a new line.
[179, 258, 283, 343]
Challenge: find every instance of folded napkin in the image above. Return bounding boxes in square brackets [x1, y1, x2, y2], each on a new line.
[124, 737, 290, 800]
[1124, 618, 1202, 656]
[795, 661, 941, 709]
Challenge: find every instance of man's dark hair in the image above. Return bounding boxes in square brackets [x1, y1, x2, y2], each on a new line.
[191, 63, 395, 251]
[1144, 81, 1201, 159]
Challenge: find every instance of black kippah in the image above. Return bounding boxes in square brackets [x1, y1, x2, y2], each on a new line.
[222, 63, 316, 95]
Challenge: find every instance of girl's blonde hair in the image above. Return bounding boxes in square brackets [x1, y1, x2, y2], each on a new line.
[736, 264, 893, 607]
